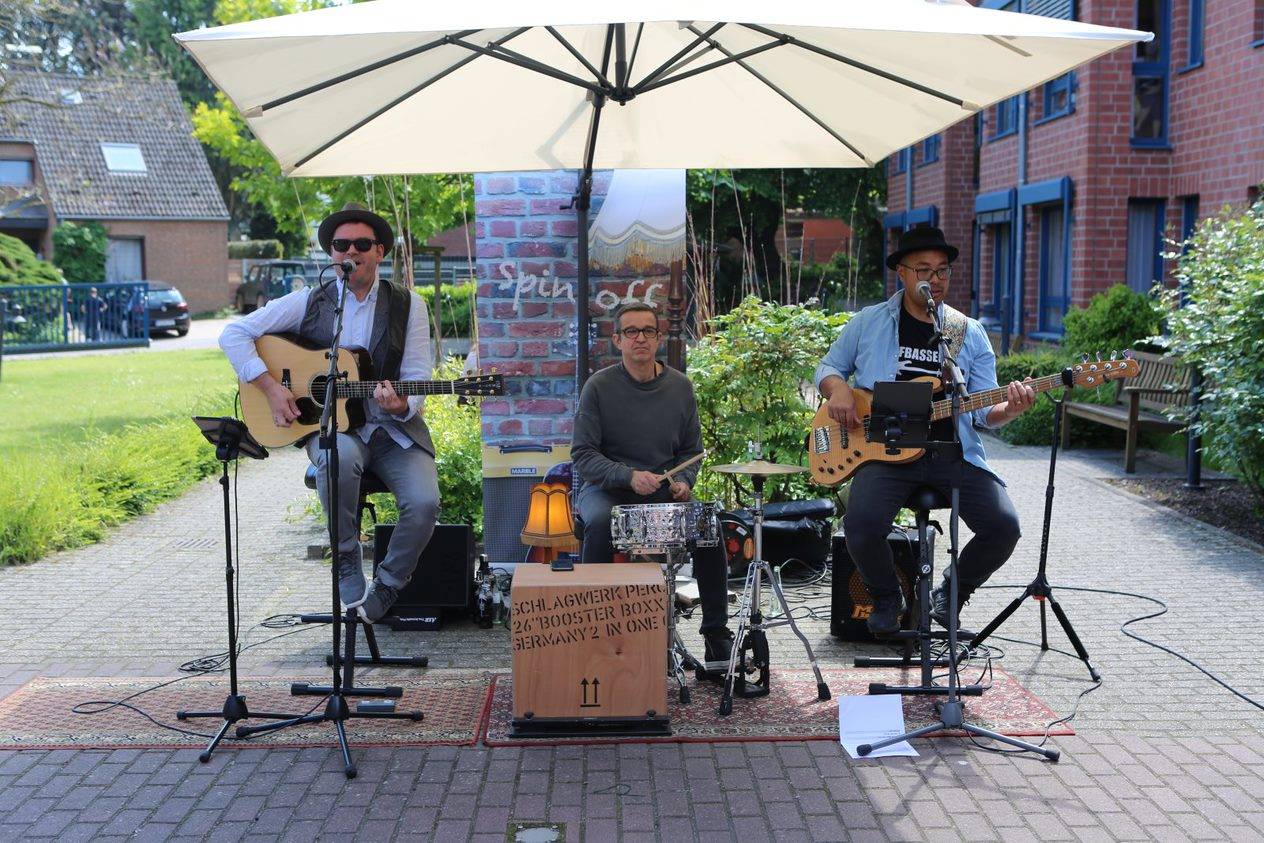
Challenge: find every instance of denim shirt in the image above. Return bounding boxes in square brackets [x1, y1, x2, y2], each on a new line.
[814, 291, 1004, 481]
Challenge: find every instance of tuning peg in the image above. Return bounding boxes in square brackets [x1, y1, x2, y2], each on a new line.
[1081, 353, 1090, 363]
[1123, 349, 1134, 360]
[1110, 350, 1118, 361]
[1096, 351, 1104, 362]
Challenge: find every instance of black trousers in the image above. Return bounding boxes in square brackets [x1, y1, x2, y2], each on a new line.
[576, 484, 730, 637]
[842, 455, 1021, 598]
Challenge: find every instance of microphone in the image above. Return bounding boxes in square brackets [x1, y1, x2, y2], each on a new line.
[916, 280, 935, 308]
[338, 259, 355, 275]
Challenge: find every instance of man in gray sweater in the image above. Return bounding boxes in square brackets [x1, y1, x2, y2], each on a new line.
[571, 302, 732, 666]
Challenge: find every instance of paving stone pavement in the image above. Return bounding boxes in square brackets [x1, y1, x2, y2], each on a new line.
[1, 439, 1262, 840]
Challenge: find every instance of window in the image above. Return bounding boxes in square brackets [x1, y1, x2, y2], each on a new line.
[1184, 0, 1204, 69]
[920, 134, 941, 166]
[1254, 2, 1264, 46]
[1179, 195, 1199, 250]
[1133, 1, 1170, 146]
[993, 97, 1019, 139]
[1038, 206, 1069, 333]
[100, 143, 147, 173]
[892, 147, 910, 174]
[0, 159, 34, 186]
[1040, 73, 1075, 121]
[990, 223, 1013, 325]
[1126, 199, 1165, 292]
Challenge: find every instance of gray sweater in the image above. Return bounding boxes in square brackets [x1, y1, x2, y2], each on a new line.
[571, 362, 704, 491]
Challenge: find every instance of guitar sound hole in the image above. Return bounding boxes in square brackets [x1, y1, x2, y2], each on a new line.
[294, 398, 321, 425]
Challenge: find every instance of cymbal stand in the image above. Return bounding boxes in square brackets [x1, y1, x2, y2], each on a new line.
[719, 474, 831, 715]
[664, 547, 702, 704]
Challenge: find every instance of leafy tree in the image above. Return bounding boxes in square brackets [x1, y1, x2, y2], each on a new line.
[0, 0, 132, 75]
[128, 0, 219, 108]
[1062, 283, 1163, 356]
[1161, 196, 1264, 508]
[687, 168, 886, 308]
[51, 221, 108, 283]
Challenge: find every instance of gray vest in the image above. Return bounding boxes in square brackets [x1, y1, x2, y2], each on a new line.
[299, 280, 435, 457]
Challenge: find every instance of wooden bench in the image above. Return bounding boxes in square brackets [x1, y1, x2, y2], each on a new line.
[1061, 349, 1192, 473]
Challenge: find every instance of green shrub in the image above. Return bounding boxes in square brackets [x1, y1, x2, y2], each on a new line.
[690, 296, 849, 505]
[1162, 197, 1264, 507]
[990, 350, 1122, 447]
[416, 282, 475, 337]
[51, 221, 107, 283]
[0, 233, 62, 285]
[227, 239, 284, 259]
[1061, 284, 1162, 356]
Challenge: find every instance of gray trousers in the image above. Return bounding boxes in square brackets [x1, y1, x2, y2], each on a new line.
[307, 428, 439, 590]
[842, 456, 1021, 597]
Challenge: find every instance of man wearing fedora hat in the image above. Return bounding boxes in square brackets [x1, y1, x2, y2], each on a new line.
[220, 202, 439, 624]
[814, 226, 1036, 636]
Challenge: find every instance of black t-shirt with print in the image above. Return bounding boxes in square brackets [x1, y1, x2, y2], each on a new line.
[896, 305, 955, 442]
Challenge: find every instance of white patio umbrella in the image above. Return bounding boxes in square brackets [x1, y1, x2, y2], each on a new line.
[176, 0, 1150, 382]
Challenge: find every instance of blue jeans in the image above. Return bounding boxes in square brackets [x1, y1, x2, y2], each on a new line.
[307, 428, 439, 590]
[577, 483, 730, 637]
[842, 455, 1021, 597]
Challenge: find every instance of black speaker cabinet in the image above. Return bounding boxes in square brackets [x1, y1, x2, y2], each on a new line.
[373, 523, 474, 630]
[830, 527, 927, 642]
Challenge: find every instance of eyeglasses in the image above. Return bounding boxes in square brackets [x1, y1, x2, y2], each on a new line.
[330, 237, 380, 253]
[899, 264, 953, 283]
[618, 327, 660, 340]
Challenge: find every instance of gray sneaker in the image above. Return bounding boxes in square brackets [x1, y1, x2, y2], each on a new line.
[337, 549, 368, 609]
[357, 580, 400, 624]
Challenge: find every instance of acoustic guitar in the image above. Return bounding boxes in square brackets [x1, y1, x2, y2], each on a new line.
[807, 354, 1140, 486]
[240, 334, 505, 447]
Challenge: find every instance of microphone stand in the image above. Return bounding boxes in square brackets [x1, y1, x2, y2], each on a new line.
[859, 292, 1058, 762]
[235, 265, 418, 778]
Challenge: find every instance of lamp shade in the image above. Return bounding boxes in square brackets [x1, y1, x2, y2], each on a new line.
[520, 482, 580, 549]
[589, 169, 686, 272]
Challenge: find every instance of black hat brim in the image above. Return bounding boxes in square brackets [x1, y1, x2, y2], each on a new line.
[318, 209, 394, 256]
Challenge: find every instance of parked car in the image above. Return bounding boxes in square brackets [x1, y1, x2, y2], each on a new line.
[234, 259, 319, 313]
[103, 282, 190, 337]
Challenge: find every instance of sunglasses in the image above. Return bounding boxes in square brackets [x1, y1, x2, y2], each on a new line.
[330, 237, 380, 253]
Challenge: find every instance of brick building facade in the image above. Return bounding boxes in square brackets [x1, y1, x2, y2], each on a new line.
[885, 0, 1264, 351]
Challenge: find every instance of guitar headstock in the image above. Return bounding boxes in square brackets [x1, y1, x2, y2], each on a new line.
[1070, 351, 1141, 388]
[453, 373, 506, 397]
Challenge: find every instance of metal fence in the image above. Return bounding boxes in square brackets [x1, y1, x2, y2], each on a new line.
[0, 282, 150, 353]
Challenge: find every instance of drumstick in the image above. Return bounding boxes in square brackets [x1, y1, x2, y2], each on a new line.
[658, 450, 706, 484]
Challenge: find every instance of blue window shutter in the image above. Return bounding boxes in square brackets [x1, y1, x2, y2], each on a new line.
[1026, 0, 1074, 19]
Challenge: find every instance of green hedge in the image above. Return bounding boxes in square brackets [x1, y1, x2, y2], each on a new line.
[227, 239, 284, 259]
[0, 233, 62, 285]
[1062, 283, 1163, 355]
[991, 350, 1121, 447]
[417, 282, 475, 337]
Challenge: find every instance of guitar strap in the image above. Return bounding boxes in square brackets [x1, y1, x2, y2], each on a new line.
[940, 303, 968, 363]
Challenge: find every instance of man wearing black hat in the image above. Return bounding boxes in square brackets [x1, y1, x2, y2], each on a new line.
[220, 203, 439, 624]
[814, 226, 1036, 636]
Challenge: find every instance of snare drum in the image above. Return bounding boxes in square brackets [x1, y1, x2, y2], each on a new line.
[610, 502, 720, 552]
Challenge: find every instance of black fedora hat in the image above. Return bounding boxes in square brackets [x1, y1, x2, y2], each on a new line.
[318, 202, 394, 256]
[886, 225, 958, 271]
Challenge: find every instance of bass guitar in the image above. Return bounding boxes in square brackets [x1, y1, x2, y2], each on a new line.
[240, 334, 505, 447]
[807, 353, 1140, 486]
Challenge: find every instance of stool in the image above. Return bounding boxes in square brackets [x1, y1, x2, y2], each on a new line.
[854, 485, 982, 697]
[300, 464, 428, 670]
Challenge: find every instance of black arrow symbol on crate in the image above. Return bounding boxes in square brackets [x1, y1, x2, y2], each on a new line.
[580, 677, 600, 707]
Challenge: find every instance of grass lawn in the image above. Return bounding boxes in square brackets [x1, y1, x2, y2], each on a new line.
[0, 350, 240, 564]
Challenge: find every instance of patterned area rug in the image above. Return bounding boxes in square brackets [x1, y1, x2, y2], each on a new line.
[0, 674, 493, 750]
[483, 666, 1073, 746]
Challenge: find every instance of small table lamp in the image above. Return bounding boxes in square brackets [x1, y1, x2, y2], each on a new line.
[521, 482, 581, 563]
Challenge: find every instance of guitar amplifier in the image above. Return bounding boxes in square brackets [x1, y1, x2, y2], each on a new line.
[830, 527, 926, 641]
[372, 524, 475, 630]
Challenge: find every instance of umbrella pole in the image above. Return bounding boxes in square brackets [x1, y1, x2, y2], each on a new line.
[575, 92, 606, 394]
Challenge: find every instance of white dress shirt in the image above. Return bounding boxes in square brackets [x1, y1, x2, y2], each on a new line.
[219, 278, 432, 449]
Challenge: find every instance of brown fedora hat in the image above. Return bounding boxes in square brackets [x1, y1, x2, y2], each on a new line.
[886, 225, 958, 271]
[318, 202, 394, 256]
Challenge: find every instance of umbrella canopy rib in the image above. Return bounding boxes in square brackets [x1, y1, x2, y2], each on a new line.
[626, 22, 644, 82]
[635, 35, 789, 96]
[292, 28, 529, 171]
[985, 35, 1033, 57]
[545, 25, 612, 87]
[257, 29, 482, 114]
[633, 22, 726, 91]
[684, 24, 872, 166]
[447, 35, 600, 94]
[740, 23, 975, 110]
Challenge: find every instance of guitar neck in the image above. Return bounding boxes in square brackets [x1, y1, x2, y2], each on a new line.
[336, 380, 457, 398]
[929, 372, 1065, 422]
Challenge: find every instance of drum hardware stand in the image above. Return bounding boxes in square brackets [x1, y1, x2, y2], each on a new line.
[719, 472, 831, 716]
[857, 299, 1058, 761]
[966, 387, 1101, 682]
[664, 547, 703, 704]
[233, 266, 422, 778]
[177, 417, 303, 762]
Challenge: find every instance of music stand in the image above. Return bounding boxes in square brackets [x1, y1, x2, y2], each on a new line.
[869, 380, 932, 454]
[177, 416, 301, 761]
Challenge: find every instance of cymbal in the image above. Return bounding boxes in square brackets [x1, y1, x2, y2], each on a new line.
[709, 460, 808, 477]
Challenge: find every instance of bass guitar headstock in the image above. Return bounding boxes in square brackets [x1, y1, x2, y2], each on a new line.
[1070, 351, 1140, 388]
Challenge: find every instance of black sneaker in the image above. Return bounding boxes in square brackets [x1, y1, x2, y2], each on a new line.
[357, 580, 400, 624]
[866, 591, 907, 637]
[703, 630, 733, 670]
[930, 585, 971, 628]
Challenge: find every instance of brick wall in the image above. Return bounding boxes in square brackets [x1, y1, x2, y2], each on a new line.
[475, 171, 672, 447]
[99, 219, 228, 314]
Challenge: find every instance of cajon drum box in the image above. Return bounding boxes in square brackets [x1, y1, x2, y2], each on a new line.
[510, 563, 669, 737]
